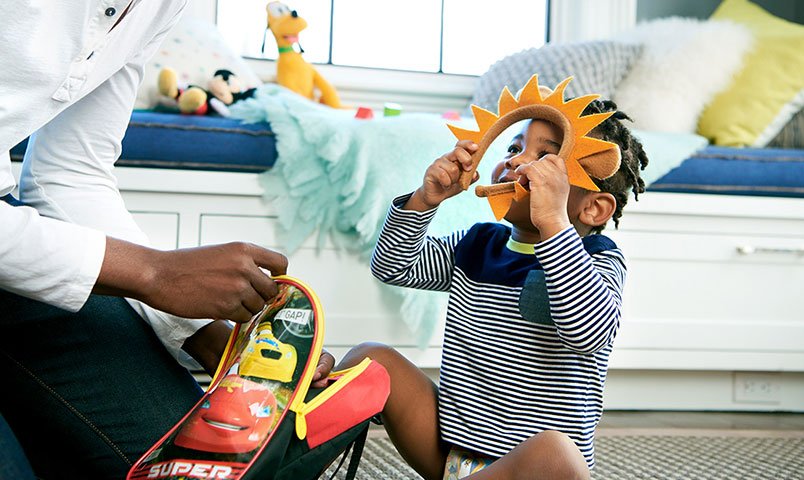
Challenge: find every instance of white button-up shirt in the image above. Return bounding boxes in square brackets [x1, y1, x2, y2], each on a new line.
[1, 0, 211, 362]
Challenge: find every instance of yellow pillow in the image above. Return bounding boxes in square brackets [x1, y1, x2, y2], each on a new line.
[697, 0, 804, 146]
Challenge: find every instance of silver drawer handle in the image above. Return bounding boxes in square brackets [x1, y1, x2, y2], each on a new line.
[736, 245, 804, 256]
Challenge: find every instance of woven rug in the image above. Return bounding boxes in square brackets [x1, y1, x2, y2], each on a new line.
[324, 434, 804, 479]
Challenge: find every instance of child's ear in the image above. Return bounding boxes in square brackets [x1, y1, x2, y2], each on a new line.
[580, 192, 616, 228]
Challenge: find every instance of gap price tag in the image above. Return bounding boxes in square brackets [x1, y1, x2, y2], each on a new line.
[275, 308, 311, 325]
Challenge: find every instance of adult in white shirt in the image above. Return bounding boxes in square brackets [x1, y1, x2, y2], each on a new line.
[0, 2, 334, 478]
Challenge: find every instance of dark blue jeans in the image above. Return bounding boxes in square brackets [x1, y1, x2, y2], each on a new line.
[0, 412, 35, 480]
[0, 199, 204, 479]
[0, 291, 204, 479]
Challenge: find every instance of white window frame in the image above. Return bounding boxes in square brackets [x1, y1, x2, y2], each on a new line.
[202, 0, 636, 112]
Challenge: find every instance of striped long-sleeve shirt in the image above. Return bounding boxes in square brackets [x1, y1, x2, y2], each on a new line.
[370, 195, 626, 468]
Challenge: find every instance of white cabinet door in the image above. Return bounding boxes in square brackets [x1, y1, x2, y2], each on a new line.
[132, 212, 179, 250]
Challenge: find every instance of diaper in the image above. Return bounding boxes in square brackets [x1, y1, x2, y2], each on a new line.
[443, 446, 495, 480]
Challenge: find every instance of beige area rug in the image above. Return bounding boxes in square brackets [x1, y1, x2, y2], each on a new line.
[324, 432, 804, 479]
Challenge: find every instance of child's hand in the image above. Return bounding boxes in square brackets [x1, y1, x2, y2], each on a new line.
[310, 350, 336, 388]
[515, 154, 572, 239]
[407, 141, 479, 211]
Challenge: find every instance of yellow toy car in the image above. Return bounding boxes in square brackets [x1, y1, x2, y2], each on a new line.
[239, 321, 297, 382]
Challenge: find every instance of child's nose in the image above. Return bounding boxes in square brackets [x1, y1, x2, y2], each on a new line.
[505, 151, 537, 170]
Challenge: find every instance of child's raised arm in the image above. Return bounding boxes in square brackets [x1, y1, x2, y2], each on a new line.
[370, 194, 465, 292]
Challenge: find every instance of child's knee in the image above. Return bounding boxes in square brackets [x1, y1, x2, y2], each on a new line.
[524, 430, 589, 480]
[341, 342, 400, 367]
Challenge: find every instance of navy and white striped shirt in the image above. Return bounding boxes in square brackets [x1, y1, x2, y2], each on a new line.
[370, 195, 626, 468]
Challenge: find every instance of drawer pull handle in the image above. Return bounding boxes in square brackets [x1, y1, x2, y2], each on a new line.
[736, 245, 804, 256]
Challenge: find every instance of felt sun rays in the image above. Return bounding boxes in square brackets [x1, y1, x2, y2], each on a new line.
[448, 74, 622, 221]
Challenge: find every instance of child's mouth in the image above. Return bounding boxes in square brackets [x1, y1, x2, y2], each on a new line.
[496, 175, 529, 190]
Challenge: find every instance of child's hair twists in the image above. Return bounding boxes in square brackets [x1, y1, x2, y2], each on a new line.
[583, 99, 649, 232]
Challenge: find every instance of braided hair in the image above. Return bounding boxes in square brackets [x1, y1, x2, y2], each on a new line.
[584, 99, 649, 232]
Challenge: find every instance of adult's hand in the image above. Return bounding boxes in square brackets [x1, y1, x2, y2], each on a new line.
[96, 238, 288, 323]
[182, 320, 232, 376]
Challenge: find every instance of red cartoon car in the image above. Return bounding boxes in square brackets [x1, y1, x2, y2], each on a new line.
[174, 375, 278, 453]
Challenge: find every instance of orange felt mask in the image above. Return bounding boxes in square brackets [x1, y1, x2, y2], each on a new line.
[448, 75, 622, 220]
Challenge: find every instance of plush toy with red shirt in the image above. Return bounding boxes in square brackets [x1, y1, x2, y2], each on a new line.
[157, 67, 256, 116]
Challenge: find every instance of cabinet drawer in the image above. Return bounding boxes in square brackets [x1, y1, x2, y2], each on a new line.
[607, 230, 804, 264]
[606, 229, 804, 356]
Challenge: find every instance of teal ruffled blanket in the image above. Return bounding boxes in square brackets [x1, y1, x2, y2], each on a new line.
[230, 84, 707, 346]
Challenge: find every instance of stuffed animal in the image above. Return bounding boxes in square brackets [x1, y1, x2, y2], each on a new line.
[265, 1, 342, 108]
[157, 67, 257, 116]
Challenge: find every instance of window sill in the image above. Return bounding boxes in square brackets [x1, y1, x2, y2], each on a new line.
[245, 58, 477, 113]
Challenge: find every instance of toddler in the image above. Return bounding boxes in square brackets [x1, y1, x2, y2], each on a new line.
[339, 99, 648, 480]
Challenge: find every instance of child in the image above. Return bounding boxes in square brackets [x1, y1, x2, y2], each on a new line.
[338, 99, 648, 480]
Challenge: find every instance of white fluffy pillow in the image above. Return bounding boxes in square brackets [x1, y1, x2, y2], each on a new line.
[134, 16, 262, 110]
[612, 17, 753, 133]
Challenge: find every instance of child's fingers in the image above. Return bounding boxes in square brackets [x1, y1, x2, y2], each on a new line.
[435, 157, 462, 182]
[455, 140, 478, 152]
[452, 147, 474, 171]
[452, 142, 477, 172]
[517, 163, 543, 187]
[435, 166, 454, 188]
[542, 154, 567, 173]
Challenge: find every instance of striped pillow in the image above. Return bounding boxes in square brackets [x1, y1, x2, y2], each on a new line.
[469, 41, 642, 111]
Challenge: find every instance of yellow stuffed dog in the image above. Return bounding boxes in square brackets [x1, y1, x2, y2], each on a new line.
[266, 2, 342, 108]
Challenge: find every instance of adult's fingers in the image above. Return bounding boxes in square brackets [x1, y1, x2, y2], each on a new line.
[226, 305, 254, 323]
[249, 267, 279, 302]
[249, 245, 288, 275]
[242, 287, 267, 315]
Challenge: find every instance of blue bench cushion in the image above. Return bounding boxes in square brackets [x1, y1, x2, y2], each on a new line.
[650, 146, 804, 198]
[10, 111, 278, 173]
[11, 115, 804, 199]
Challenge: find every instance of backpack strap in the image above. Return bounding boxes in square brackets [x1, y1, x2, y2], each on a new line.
[324, 422, 370, 480]
[343, 425, 369, 480]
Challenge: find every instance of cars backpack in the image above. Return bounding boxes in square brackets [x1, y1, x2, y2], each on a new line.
[128, 276, 391, 480]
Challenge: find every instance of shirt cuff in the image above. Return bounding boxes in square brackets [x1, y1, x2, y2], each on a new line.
[388, 193, 439, 224]
[125, 298, 214, 366]
[64, 229, 106, 312]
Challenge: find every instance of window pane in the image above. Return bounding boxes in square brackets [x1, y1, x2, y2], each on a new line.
[331, 0, 441, 72]
[441, 0, 548, 75]
[217, 0, 331, 64]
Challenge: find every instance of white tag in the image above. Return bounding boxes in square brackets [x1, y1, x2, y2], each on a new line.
[275, 308, 311, 325]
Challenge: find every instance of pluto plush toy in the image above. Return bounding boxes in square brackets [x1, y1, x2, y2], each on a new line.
[265, 1, 342, 108]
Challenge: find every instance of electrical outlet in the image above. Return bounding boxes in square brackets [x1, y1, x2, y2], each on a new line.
[734, 373, 782, 404]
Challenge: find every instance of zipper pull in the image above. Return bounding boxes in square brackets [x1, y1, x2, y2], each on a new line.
[295, 407, 308, 440]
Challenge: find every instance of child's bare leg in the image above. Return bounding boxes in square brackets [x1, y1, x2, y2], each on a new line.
[337, 342, 449, 480]
[466, 430, 589, 480]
